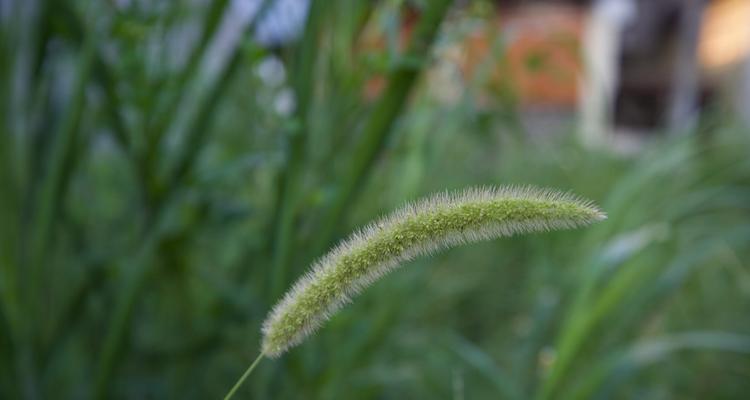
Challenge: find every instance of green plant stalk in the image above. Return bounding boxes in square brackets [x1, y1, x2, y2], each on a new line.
[0, 303, 19, 398]
[165, 0, 273, 192]
[166, 44, 244, 189]
[269, 0, 324, 301]
[93, 5, 272, 396]
[93, 58, 132, 155]
[91, 54, 164, 216]
[40, 263, 105, 368]
[0, 13, 20, 392]
[263, 186, 605, 356]
[263, 3, 328, 391]
[93, 183, 206, 398]
[53, 1, 133, 159]
[1, 5, 39, 399]
[143, 0, 231, 174]
[310, 0, 453, 263]
[20, 25, 95, 400]
[27, 5, 95, 307]
[93, 216, 170, 399]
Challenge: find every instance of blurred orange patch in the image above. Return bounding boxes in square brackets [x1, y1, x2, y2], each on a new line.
[461, 4, 585, 107]
[699, 0, 750, 71]
[503, 5, 584, 106]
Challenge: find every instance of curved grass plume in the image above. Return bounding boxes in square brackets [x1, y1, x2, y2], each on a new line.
[225, 186, 604, 399]
[263, 186, 605, 356]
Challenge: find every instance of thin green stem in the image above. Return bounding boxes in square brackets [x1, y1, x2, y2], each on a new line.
[224, 353, 265, 400]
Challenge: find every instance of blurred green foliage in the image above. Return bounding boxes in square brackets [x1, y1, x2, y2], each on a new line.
[1, 0, 749, 399]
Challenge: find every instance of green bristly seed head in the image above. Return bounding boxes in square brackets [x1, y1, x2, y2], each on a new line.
[261, 186, 606, 357]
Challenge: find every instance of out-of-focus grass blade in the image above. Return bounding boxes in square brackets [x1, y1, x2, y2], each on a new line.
[539, 223, 670, 399]
[648, 226, 750, 300]
[554, 225, 750, 398]
[569, 331, 750, 399]
[446, 334, 525, 400]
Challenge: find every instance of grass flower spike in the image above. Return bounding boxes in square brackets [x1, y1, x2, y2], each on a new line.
[261, 186, 605, 357]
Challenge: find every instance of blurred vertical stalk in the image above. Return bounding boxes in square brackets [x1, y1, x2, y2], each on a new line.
[94, 58, 133, 156]
[164, 0, 273, 194]
[20, 16, 95, 400]
[53, 1, 133, 158]
[94, 2, 273, 397]
[93, 224, 164, 399]
[667, 0, 706, 133]
[309, 0, 454, 261]
[142, 0, 231, 185]
[0, 5, 21, 397]
[268, 0, 323, 302]
[27, 15, 94, 332]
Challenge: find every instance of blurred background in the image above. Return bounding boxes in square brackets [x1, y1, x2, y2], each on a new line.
[1, 0, 750, 398]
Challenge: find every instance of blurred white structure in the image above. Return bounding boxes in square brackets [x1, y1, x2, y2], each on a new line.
[667, 0, 705, 133]
[239, 0, 310, 47]
[743, 59, 750, 127]
[578, 0, 635, 147]
[578, 0, 750, 149]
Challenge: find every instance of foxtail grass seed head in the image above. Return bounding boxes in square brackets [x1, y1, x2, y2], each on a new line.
[261, 186, 605, 357]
